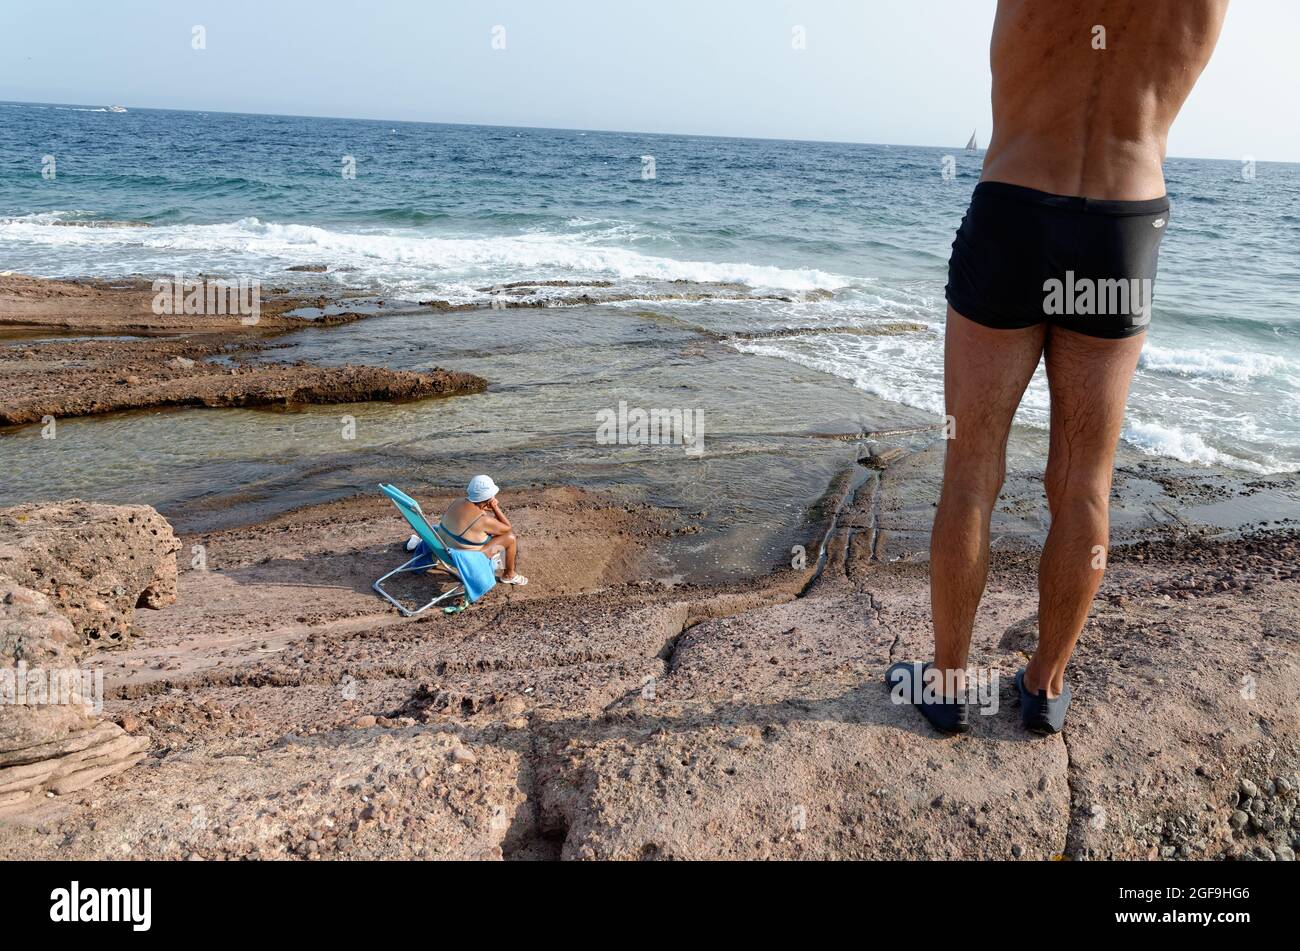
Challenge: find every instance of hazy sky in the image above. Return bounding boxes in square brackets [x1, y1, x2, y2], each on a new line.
[1, 0, 1295, 160]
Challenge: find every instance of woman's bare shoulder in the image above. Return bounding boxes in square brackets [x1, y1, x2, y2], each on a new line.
[442, 498, 471, 522]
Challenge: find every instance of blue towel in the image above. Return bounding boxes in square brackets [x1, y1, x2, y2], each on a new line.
[418, 541, 496, 603]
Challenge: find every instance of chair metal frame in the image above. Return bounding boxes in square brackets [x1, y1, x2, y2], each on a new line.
[373, 483, 468, 616]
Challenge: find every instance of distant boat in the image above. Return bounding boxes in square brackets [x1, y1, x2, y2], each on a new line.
[965, 129, 978, 151]
[107, 105, 127, 113]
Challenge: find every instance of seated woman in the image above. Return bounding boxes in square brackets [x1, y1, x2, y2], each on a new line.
[435, 474, 527, 586]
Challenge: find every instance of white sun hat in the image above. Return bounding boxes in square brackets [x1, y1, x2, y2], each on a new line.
[466, 474, 499, 503]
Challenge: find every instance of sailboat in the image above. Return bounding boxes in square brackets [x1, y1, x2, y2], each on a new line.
[965, 129, 978, 151]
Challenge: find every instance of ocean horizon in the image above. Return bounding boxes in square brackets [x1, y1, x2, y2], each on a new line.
[9, 98, 1300, 163]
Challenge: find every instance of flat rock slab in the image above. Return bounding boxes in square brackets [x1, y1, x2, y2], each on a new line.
[1055, 590, 1300, 860]
[534, 593, 1070, 859]
[0, 273, 488, 427]
[5, 482, 1295, 859]
[0, 274, 321, 332]
[0, 350, 485, 426]
[114, 593, 687, 697]
[0, 725, 532, 861]
[110, 487, 683, 692]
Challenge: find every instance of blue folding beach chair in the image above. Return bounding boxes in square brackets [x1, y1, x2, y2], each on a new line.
[372, 483, 467, 616]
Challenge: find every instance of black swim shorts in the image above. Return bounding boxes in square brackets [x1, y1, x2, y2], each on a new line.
[945, 181, 1170, 339]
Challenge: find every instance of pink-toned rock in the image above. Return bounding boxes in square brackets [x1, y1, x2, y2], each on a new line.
[0, 500, 180, 645]
[0, 581, 147, 813]
[0, 499, 176, 813]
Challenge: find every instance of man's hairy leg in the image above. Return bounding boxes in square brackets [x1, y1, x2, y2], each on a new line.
[1029, 326, 1145, 697]
[930, 309, 1045, 691]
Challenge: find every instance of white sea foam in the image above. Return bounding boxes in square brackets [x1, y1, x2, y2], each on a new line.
[1139, 344, 1288, 383]
[0, 210, 90, 225]
[2, 212, 1296, 473]
[733, 331, 949, 419]
[0, 215, 849, 293]
[1122, 418, 1278, 473]
[735, 331, 1296, 474]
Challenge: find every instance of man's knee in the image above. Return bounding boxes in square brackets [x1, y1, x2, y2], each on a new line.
[1044, 472, 1111, 520]
[941, 450, 1005, 510]
[943, 474, 1002, 507]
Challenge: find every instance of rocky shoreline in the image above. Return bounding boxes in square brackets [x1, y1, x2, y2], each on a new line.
[1, 271, 1296, 860]
[0, 452, 1294, 860]
[0, 275, 487, 426]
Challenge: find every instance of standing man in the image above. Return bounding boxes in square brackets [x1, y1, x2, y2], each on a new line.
[888, 1, 1229, 734]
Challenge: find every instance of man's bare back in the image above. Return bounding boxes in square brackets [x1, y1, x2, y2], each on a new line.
[982, 0, 1228, 199]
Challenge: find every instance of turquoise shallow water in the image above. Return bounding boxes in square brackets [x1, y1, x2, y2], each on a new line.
[0, 102, 1297, 555]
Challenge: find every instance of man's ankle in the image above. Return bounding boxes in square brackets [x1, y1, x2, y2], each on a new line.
[926, 662, 968, 702]
[1022, 658, 1061, 698]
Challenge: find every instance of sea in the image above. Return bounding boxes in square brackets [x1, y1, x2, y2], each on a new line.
[1, 102, 1297, 571]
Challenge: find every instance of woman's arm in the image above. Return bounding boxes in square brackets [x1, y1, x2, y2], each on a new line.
[488, 498, 512, 531]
